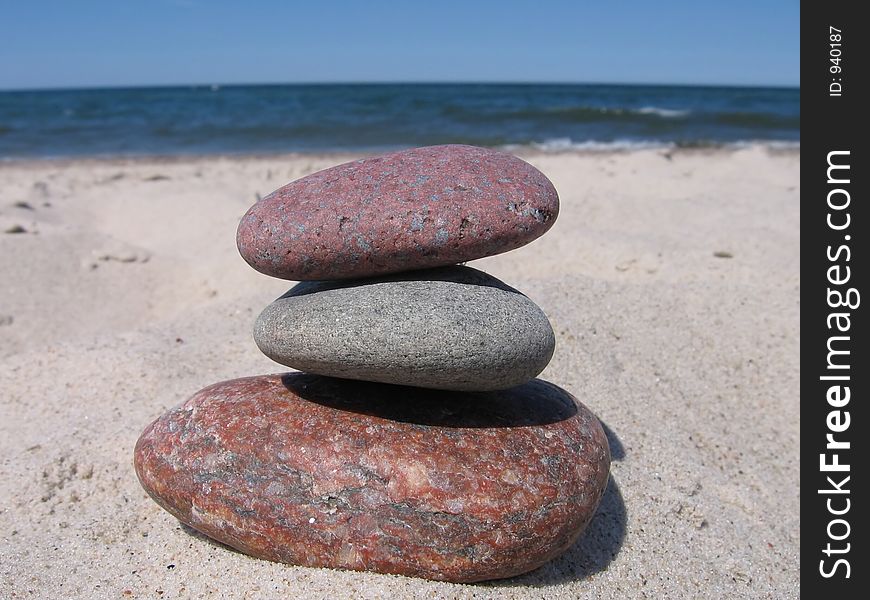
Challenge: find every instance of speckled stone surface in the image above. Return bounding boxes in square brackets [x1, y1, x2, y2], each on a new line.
[133, 373, 611, 583]
[236, 145, 559, 280]
[253, 266, 555, 391]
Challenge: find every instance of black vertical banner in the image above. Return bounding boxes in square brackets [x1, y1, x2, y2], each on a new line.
[802, 2, 867, 596]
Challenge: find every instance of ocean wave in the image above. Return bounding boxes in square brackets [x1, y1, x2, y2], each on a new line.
[502, 137, 800, 153]
[726, 139, 801, 150]
[502, 138, 674, 152]
[637, 106, 690, 118]
[539, 105, 691, 121]
[442, 104, 692, 123]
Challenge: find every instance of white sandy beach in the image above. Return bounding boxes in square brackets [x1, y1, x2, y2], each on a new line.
[0, 147, 799, 599]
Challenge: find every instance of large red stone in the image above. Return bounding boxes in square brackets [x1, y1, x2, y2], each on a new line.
[236, 145, 559, 280]
[134, 374, 610, 582]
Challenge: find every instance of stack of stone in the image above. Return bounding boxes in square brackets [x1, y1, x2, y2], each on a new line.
[134, 145, 610, 583]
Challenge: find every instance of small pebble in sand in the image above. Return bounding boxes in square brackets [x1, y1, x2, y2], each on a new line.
[4, 225, 28, 234]
[13, 201, 35, 210]
[713, 251, 734, 258]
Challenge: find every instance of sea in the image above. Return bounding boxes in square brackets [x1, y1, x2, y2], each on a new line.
[0, 83, 799, 159]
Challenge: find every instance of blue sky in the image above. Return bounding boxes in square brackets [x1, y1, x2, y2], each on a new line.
[2, 0, 799, 90]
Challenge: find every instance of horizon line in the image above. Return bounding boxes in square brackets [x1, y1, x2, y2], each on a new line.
[0, 80, 801, 93]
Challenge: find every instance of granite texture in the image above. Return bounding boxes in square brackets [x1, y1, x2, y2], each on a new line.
[253, 266, 555, 391]
[236, 145, 559, 280]
[133, 373, 611, 583]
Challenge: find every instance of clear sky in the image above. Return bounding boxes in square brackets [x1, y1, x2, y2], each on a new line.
[1, 0, 799, 90]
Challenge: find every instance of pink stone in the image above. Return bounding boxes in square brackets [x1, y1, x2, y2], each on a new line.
[236, 145, 559, 280]
[134, 374, 610, 582]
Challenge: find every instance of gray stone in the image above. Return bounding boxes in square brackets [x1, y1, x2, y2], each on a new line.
[253, 266, 555, 391]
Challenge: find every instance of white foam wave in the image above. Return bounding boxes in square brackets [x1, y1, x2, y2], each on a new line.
[503, 138, 674, 152]
[728, 139, 801, 150]
[501, 138, 800, 153]
[637, 106, 690, 118]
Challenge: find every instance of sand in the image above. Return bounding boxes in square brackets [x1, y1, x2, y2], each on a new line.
[0, 146, 800, 599]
